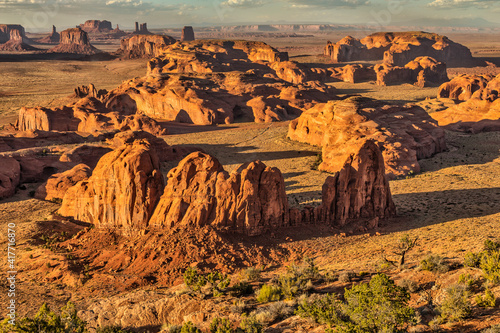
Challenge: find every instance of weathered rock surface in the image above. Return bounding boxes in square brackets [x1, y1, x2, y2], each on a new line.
[181, 26, 195, 42]
[0, 24, 37, 51]
[376, 56, 448, 87]
[430, 98, 500, 133]
[118, 34, 176, 59]
[73, 84, 108, 100]
[288, 97, 446, 179]
[49, 28, 99, 55]
[437, 74, 500, 101]
[106, 40, 334, 125]
[315, 140, 396, 226]
[326, 31, 477, 67]
[0, 157, 21, 199]
[58, 140, 165, 234]
[35, 164, 91, 201]
[149, 152, 289, 236]
[59, 145, 113, 169]
[18, 97, 167, 136]
[0, 24, 25, 43]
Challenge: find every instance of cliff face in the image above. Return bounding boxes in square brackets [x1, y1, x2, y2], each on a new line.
[118, 34, 176, 59]
[48, 28, 99, 55]
[0, 24, 25, 43]
[79, 20, 112, 32]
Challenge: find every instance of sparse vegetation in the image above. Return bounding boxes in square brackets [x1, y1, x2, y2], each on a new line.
[432, 284, 472, 324]
[256, 284, 282, 303]
[419, 254, 449, 273]
[475, 288, 497, 308]
[183, 267, 230, 297]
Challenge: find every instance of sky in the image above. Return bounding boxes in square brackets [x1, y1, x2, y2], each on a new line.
[0, 0, 499, 31]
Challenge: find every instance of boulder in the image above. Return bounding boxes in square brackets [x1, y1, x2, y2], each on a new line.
[58, 140, 165, 234]
[0, 157, 20, 199]
[288, 97, 446, 179]
[35, 164, 91, 201]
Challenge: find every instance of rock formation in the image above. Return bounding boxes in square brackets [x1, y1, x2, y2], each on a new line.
[134, 22, 150, 35]
[73, 84, 108, 100]
[325, 31, 477, 67]
[118, 34, 176, 59]
[39, 25, 60, 44]
[79, 20, 112, 33]
[59, 145, 113, 168]
[376, 56, 448, 87]
[106, 40, 334, 125]
[149, 152, 290, 235]
[18, 97, 167, 136]
[35, 164, 92, 201]
[58, 140, 165, 234]
[314, 140, 396, 226]
[430, 98, 500, 133]
[181, 26, 195, 42]
[288, 97, 446, 179]
[0, 157, 20, 199]
[49, 27, 99, 55]
[437, 74, 497, 101]
[0, 24, 37, 51]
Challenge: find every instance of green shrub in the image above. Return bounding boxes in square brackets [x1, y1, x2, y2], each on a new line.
[183, 267, 230, 297]
[243, 267, 261, 282]
[434, 284, 471, 323]
[480, 251, 500, 284]
[458, 273, 479, 292]
[397, 279, 419, 293]
[419, 254, 449, 273]
[256, 284, 282, 303]
[180, 321, 202, 333]
[2, 302, 87, 333]
[475, 288, 497, 308]
[464, 252, 482, 268]
[239, 315, 262, 333]
[210, 317, 233, 333]
[484, 239, 500, 253]
[296, 274, 416, 332]
[230, 281, 253, 297]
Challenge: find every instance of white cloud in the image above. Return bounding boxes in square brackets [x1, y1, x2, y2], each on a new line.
[220, 0, 265, 7]
[428, 0, 498, 8]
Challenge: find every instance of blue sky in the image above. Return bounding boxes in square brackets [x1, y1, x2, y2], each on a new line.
[0, 0, 499, 31]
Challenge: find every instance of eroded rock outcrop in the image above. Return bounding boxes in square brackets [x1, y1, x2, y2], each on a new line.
[73, 84, 108, 100]
[58, 140, 165, 234]
[49, 27, 99, 55]
[149, 152, 289, 236]
[437, 74, 497, 101]
[18, 97, 167, 136]
[0, 157, 21, 199]
[79, 20, 112, 33]
[35, 164, 91, 201]
[181, 26, 195, 42]
[325, 31, 477, 67]
[39, 25, 60, 44]
[430, 98, 500, 133]
[118, 34, 176, 59]
[106, 40, 334, 125]
[0, 24, 37, 51]
[376, 56, 448, 87]
[288, 97, 446, 179]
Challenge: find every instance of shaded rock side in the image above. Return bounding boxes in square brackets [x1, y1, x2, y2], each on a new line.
[288, 97, 446, 179]
[35, 164, 91, 201]
[58, 140, 165, 234]
[149, 152, 289, 236]
[49, 28, 100, 55]
[0, 157, 21, 199]
[118, 34, 176, 59]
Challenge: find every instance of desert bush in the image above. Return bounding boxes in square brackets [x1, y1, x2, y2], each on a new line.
[480, 251, 500, 284]
[230, 281, 253, 297]
[458, 273, 480, 292]
[301, 256, 320, 279]
[338, 271, 354, 283]
[161, 323, 182, 333]
[183, 267, 230, 297]
[397, 279, 419, 293]
[180, 321, 202, 333]
[256, 284, 282, 303]
[296, 274, 416, 332]
[2, 302, 87, 333]
[239, 315, 263, 333]
[230, 299, 247, 314]
[243, 267, 261, 282]
[475, 288, 497, 308]
[482, 324, 500, 333]
[278, 273, 309, 299]
[433, 284, 471, 324]
[254, 301, 294, 324]
[484, 239, 500, 253]
[210, 317, 233, 333]
[464, 251, 482, 268]
[419, 254, 449, 273]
